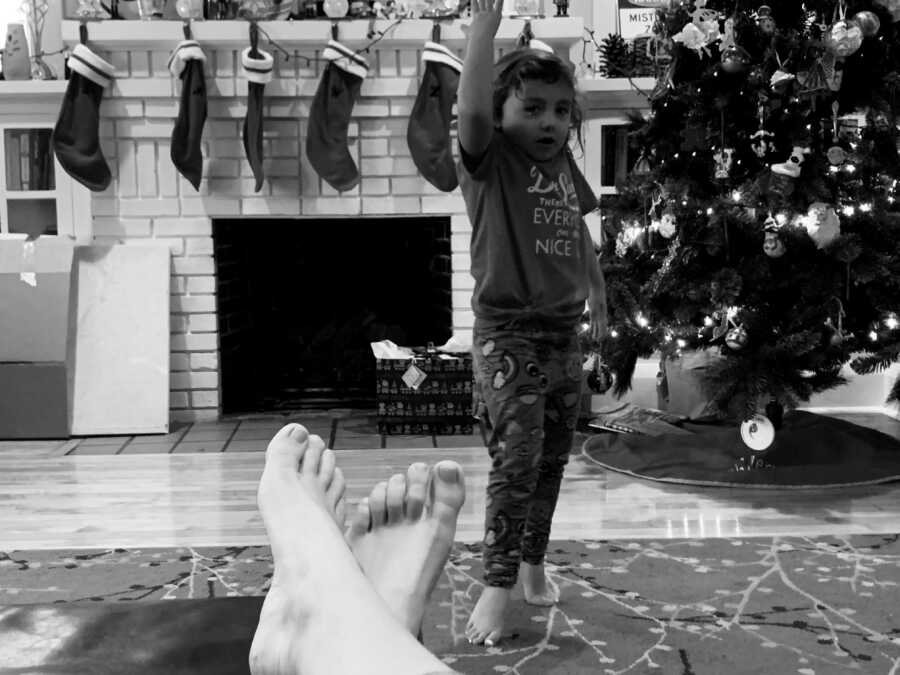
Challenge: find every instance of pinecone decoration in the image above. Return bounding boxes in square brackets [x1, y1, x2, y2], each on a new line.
[596, 34, 632, 78]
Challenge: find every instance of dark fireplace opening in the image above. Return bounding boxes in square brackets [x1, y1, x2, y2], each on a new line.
[213, 217, 453, 414]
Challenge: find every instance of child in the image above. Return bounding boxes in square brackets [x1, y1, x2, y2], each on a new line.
[458, 0, 608, 647]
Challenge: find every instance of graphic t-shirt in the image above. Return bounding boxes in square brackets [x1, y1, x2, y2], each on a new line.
[458, 133, 599, 329]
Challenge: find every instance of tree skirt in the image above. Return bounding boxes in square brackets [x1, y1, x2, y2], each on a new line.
[2, 538, 900, 674]
[581, 411, 900, 488]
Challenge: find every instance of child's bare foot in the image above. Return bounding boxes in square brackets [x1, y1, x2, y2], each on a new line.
[465, 585, 510, 646]
[520, 561, 559, 606]
[346, 461, 466, 635]
[249, 424, 451, 675]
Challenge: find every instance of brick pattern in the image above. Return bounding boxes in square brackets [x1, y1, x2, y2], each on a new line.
[94, 45, 475, 423]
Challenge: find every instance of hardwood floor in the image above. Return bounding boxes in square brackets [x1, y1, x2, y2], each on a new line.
[1, 412, 899, 551]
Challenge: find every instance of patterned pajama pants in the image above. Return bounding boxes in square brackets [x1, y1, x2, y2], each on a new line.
[472, 322, 583, 588]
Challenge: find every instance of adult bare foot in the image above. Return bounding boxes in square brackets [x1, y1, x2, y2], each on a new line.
[346, 461, 466, 635]
[520, 561, 559, 606]
[249, 424, 454, 675]
[465, 586, 510, 647]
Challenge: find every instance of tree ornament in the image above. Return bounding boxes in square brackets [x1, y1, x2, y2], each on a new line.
[721, 45, 751, 74]
[631, 151, 652, 177]
[824, 52, 845, 92]
[770, 53, 795, 91]
[657, 209, 677, 239]
[852, 10, 881, 36]
[826, 145, 847, 165]
[725, 325, 749, 350]
[798, 57, 830, 95]
[769, 146, 810, 196]
[691, 0, 721, 42]
[673, 22, 712, 56]
[756, 5, 776, 35]
[713, 147, 734, 179]
[763, 215, 786, 258]
[824, 19, 863, 57]
[615, 220, 645, 256]
[825, 298, 853, 346]
[837, 110, 867, 140]
[750, 129, 775, 159]
[719, 18, 750, 74]
[873, 0, 900, 22]
[586, 354, 613, 394]
[770, 69, 795, 90]
[803, 202, 841, 249]
[740, 414, 775, 451]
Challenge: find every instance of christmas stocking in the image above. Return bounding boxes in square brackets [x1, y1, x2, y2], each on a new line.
[168, 40, 208, 191]
[407, 41, 462, 192]
[52, 44, 115, 192]
[306, 40, 368, 192]
[242, 46, 274, 193]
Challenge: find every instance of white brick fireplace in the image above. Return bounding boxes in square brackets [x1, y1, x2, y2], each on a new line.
[58, 18, 585, 423]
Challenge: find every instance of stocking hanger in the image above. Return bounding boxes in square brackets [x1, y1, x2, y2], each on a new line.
[431, 16, 455, 44]
[249, 21, 261, 58]
[79, 21, 89, 45]
[183, 20, 193, 40]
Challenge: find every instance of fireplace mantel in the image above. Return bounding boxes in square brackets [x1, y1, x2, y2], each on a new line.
[0, 81, 67, 116]
[61, 17, 583, 51]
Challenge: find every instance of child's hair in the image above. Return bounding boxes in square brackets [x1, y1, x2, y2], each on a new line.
[492, 48, 584, 151]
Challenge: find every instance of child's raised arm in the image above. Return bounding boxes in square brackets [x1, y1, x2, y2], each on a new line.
[458, 0, 503, 159]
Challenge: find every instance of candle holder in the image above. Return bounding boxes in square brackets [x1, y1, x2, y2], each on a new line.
[23, 0, 56, 80]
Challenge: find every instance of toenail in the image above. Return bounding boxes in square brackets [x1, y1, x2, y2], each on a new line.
[288, 426, 308, 442]
[437, 463, 457, 481]
[485, 639, 494, 647]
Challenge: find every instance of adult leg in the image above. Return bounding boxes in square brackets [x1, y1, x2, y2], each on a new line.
[249, 424, 460, 675]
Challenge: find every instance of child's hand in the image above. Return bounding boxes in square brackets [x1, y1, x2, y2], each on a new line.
[589, 297, 608, 343]
[469, 0, 504, 38]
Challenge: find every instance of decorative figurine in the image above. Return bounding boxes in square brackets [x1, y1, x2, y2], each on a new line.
[554, 0, 568, 17]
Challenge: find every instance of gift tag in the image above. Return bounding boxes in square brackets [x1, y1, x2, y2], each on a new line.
[402, 362, 428, 390]
[740, 415, 775, 452]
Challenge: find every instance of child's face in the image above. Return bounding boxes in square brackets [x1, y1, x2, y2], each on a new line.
[498, 78, 573, 162]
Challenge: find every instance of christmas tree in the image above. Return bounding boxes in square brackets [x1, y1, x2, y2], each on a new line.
[597, 0, 900, 423]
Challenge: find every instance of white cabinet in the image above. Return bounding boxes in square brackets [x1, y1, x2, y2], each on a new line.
[0, 81, 92, 241]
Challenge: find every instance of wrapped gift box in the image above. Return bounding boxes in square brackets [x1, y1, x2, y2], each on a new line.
[657, 349, 723, 421]
[375, 352, 474, 435]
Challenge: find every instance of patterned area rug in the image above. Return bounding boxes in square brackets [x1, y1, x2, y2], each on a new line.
[2, 536, 899, 674]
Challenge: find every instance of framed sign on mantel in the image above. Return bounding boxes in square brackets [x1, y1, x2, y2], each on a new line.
[615, 0, 670, 40]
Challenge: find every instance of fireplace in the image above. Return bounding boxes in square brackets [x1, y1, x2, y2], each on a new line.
[213, 216, 452, 413]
